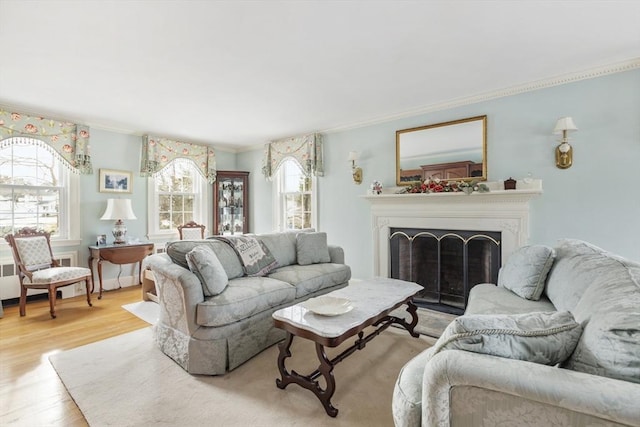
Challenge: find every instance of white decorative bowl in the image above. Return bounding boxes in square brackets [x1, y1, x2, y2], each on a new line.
[301, 296, 354, 316]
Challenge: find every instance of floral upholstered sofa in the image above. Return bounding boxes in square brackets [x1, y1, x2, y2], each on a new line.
[393, 239, 640, 427]
[143, 230, 351, 375]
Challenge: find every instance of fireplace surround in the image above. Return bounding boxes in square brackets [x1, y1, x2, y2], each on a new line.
[363, 180, 542, 312]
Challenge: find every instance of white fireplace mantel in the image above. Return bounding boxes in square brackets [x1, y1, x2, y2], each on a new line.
[362, 180, 543, 277]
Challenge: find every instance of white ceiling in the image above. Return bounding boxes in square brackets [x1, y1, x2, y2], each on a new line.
[1, 1, 639, 150]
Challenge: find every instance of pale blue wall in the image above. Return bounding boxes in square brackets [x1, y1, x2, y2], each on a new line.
[236, 148, 272, 233]
[11, 69, 637, 285]
[239, 69, 640, 279]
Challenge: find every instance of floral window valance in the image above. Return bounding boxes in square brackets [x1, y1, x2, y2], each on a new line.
[0, 109, 92, 174]
[140, 135, 217, 183]
[262, 133, 324, 179]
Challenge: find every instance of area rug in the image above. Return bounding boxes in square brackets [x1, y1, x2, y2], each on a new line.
[414, 307, 457, 338]
[122, 301, 159, 325]
[390, 307, 456, 338]
[50, 326, 435, 427]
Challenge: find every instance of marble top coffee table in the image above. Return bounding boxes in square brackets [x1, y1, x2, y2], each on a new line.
[272, 277, 422, 417]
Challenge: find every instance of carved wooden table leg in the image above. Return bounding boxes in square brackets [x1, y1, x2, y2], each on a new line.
[313, 342, 338, 417]
[97, 259, 104, 299]
[275, 333, 339, 417]
[405, 300, 420, 337]
[276, 332, 294, 389]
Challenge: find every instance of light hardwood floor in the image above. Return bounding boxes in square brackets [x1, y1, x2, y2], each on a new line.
[0, 286, 149, 426]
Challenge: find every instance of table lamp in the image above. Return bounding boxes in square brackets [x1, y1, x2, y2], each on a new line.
[100, 198, 137, 244]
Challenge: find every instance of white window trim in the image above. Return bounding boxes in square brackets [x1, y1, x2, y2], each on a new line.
[146, 170, 209, 241]
[59, 172, 82, 246]
[271, 163, 318, 232]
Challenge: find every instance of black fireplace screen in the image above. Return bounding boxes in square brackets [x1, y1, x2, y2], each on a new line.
[389, 228, 501, 314]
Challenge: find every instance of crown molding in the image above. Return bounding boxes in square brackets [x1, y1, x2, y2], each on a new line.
[322, 57, 640, 135]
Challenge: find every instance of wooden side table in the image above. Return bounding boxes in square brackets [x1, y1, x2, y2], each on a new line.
[88, 242, 155, 299]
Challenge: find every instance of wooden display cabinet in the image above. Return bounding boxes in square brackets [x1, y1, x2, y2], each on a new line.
[213, 171, 249, 235]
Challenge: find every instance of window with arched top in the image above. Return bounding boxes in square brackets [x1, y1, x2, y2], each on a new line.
[0, 137, 79, 241]
[147, 159, 208, 239]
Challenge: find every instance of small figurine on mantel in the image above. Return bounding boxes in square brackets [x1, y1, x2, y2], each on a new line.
[370, 180, 383, 195]
[504, 177, 517, 190]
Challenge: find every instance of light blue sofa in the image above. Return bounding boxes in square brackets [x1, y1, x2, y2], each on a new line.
[143, 230, 351, 375]
[393, 239, 640, 427]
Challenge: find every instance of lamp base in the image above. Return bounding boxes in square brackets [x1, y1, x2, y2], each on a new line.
[112, 220, 127, 244]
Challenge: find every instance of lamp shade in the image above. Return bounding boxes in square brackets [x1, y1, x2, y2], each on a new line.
[553, 117, 578, 134]
[100, 199, 137, 220]
[347, 151, 360, 161]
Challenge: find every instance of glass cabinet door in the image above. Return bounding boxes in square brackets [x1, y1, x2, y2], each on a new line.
[214, 171, 249, 235]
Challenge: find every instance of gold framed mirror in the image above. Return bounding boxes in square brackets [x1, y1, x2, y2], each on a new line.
[396, 115, 487, 186]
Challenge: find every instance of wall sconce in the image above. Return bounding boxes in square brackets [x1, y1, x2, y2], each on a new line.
[100, 198, 137, 244]
[348, 151, 363, 184]
[553, 117, 578, 169]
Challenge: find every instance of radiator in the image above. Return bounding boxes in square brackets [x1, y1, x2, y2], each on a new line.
[0, 251, 80, 300]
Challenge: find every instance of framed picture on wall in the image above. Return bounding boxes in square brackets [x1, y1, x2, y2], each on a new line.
[99, 169, 132, 193]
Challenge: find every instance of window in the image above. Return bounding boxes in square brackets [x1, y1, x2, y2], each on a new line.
[0, 137, 77, 241]
[148, 159, 207, 238]
[273, 159, 316, 231]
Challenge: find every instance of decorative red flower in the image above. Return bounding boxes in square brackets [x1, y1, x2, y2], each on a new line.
[182, 148, 189, 155]
[11, 113, 21, 121]
[23, 123, 37, 133]
[63, 144, 72, 153]
[79, 129, 89, 138]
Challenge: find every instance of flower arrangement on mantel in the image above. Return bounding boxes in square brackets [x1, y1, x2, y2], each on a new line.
[397, 178, 490, 194]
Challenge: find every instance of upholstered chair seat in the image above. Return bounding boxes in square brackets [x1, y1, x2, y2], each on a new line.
[23, 266, 93, 284]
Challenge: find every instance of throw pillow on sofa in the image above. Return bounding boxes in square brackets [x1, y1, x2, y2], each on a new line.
[186, 245, 229, 296]
[562, 265, 640, 384]
[498, 245, 556, 300]
[297, 232, 331, 265]
[431, 311, 582, 366]
[214, 235, 279, 277]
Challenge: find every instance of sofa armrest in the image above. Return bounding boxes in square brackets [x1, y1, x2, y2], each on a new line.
[144, 253, 204, 335]
[328, 245, 344, 264]
[422, 350, 640, 427]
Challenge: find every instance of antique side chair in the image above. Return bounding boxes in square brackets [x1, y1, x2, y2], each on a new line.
[5, 227, 93, 318]
[178, 221, 206, 240]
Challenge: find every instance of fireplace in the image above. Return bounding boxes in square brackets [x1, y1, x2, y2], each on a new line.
[363, 179, 542, 313]
[390, 228, 501, 314]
